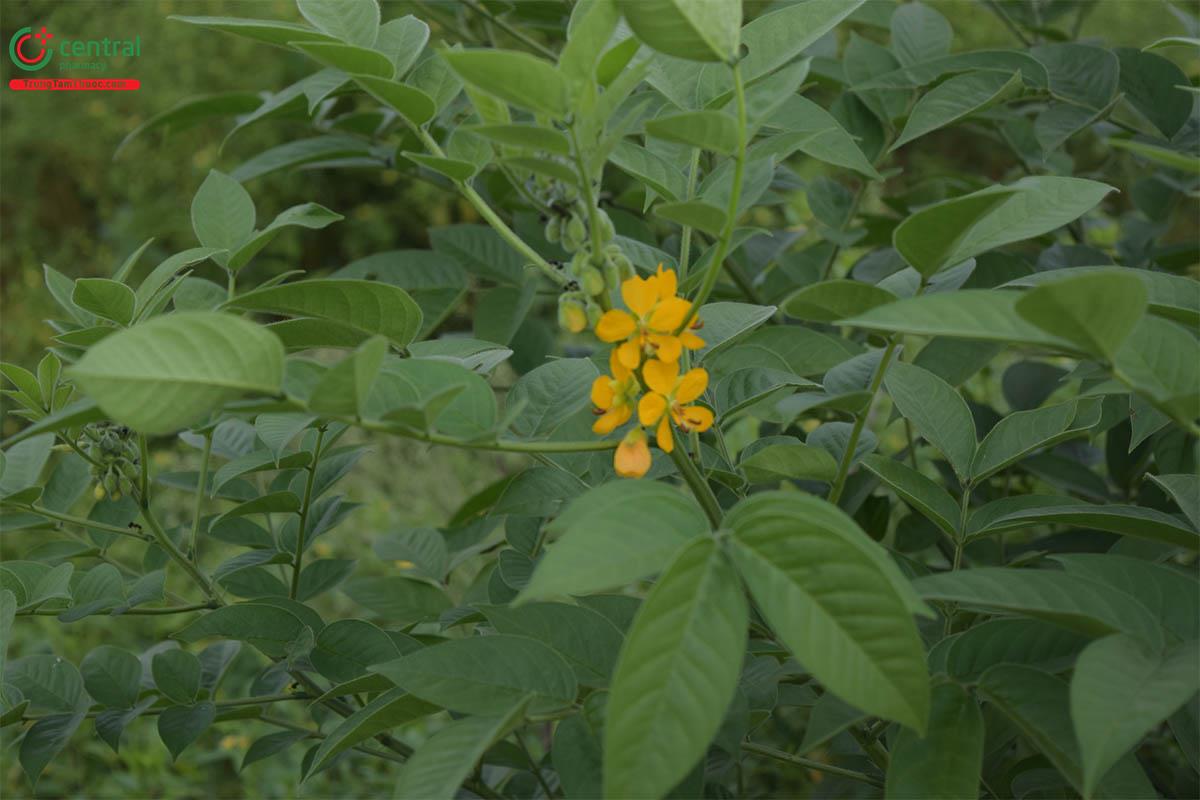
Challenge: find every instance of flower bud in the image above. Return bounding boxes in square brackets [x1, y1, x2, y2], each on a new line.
[544, 216, 562, 244]
[564, 214, 587, 250]
[581, 265, 606, 297]
[595, 208, 615, 243]
[585, 299, 603, 328]
[558, 294, 588, 333]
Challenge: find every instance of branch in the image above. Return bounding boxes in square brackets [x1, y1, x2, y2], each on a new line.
[742, 742, 884, 788]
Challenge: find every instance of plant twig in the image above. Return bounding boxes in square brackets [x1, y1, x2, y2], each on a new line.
[743, 742, 884, 788]
[290, 426, 327, 599]
[188, 429, 213, 563]
[668, 446, 723, 528]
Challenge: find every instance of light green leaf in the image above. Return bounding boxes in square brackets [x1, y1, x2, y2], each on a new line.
[466, 123, 570, 155]
[72, 279, 136, 326]
[393, 700, 528, 799]
[306, 688, 438, 778]
[892, 177, 1114, 277]
[942, 618, 1090, 682]
[190, 170, 255, 261]
[616, 0, 740, 62]
[352, 75, 436, 125]
[1053, 554, 1198, 645]
[519, 481, 707, 602]
[169, 16, 340, 48]
[741, 0, 864, 81]
[913, 568, 1164, 646]
[653, 201, 726, 237]
[862, 454, 960, 538]
[372, 634, 577, 715]
[765, 96, 880, 178]
[609, 141, 687, 202]
[885, 362, 976, 481]
[1072, 635, 1199, 797]
[442, 49, 567, 116]
[227, 203, 343, 272]
[890, 2, 952, 67]
[158, 702, 215, 761]
[507, 359, 599, 439]
[740, 443, 838, 483]
[893, 70, 1023, 149]
[1148, 474, 1200, 531]
[1005, 267, 1200, 329]
[292, 40, 393, 77]
[1114, 315, 1200, 425]
[308, 336, 388, 418]
[224, 279, 422, 348]
[375, 15, 429, 78]
[296, 0, 380, 47]
[604, 537, 747, 800]
[481, 602, 624, 687]
[782, 280, 896, 322]
[727, 492, 931, 732]
[1015, 271, 1147, 360]
[885, 682, 984, 800]
[68, 312, 285, 435]
[971, 503, 1199, 552]
[646, 110, 739, 155]
[971, 397, 1102, 481]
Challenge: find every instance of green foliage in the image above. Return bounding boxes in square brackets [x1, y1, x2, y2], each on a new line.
[2, 1, 1198, 798]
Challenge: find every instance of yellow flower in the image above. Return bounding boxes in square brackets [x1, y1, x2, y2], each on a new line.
[594, 265, 704, 369]
[636, 358, 715, 453]
[590, 349, 641, 434]
[614, 428, 652, 478]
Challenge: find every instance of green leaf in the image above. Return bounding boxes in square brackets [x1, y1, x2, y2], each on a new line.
[480, 602, 624, 687]
[1032, 42, 1119, 109]
[1149, 474, 1200, 531]
[296, 0, 380, 47]
[402, 151, 479, 181]
[885, 362, 976, 481]
[890, 2, 952, 67]
[373, 527, 448, 582]
[69, 312, 284, 434]
[352, 75, 436, 125]
[7, 654, 83, 713]
[152, 650, 202, 705]
[842, 289, 1079, 350]
[862, 454, 960, 538]
[604, 537, 747, 800]
[1115, 48, 1192, 138]
[913, 568, 1164, 646]
[242, 730, 309, 770]
[782, 280, 897, 322]
[306, 688, 438, 778]
[212, 491, 301, 529]
[1015, 272, 1147, 360]
[1006, 267, 1200, 329]
[190, 170, 255, 260]
[892, 177, 1114, 277]
[371, 634, 576, 715]
[292, 40, 394, 77]
[616, 0, 740, 62]
[72, 279, 136, 326]
[158, 702, 215, 761]
[973, 503, 1199, 552]
[519, 481, 707, 602]
[1072, 635, 1199, 797]
[1114, 315, 1200, 425]
[80, 646, 142, 709]
[507, 358, 598, 439]
[225, 279, 422, 349]
[227, 203, 343, 272]
[20, 712, 85, 785]
[646, 110, 739, 155]
[442, 49, 567, 116]
[714, 368, 818, 418]
[393, 700, 528, 799]
[971, 397, 1102, 482]
[855, 50, 1048, 90]
[979, 664, 1157, 800]
[893, 70, 1023, 149]
[609, 141, 687, 202]
[173, 603, 313, 658]
[740, 442, 838, 483]
[942, 618, 1090, 682]
[169, 16, 340, 48]
[308, 336, 388, 418]
[341, 575, 451, 626]
[693, 302, 777, 361]
[885, 682, 984, 800]
[310, 618, 401, 683]
[653, 201, 727, 237]
[765, 96, 880, 179]
[554, 695, 606, 799]
[466, 123, 570, 155]
[727, 492, 931, 732]
[741, 0, 864, 82]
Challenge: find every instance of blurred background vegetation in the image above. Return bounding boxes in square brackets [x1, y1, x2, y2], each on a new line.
[0, 0, 1195, 797]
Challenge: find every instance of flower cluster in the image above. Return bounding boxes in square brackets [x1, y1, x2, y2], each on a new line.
[588, 266, 713, 478]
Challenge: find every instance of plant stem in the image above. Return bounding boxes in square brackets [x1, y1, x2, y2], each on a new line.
[678, 61, 747, 332]
[827, 339, 900, 505]
[515, 729, 555, 799]
[461, 0, 556, 59]
[141, 503, 219, 603]
[944, 483, 973, 636]
[346, 415, 618, 453]
[742, 742, 884, 788]
[677, 148, 702, 280]
[290, 426, 326, 600]
[188, 430, 213, 563]
[19, 601, 216, 617]
[668, 446, 723, 528]
[22, 506, 152, 541]
[23, 691, 308, 721]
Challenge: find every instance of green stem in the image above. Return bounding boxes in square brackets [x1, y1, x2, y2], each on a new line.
[19, 601, 216, 617]
[344, 415, 617, 453]
[23, 691, 307, 721]
[944, 483, 973, 636]
[21, 506, 152, 541]
[189, 430, 213, 563]
[141, 504, 219, 603]
[515, 729, 555, 799]
[677, 148, 702, 280]
[668, 446, 723, 528]
[290, 426, 327, 600]
[827, 339, 900, 505]
[461, 0, 556, 59]
[678, 61, 747, 332]
[742, 742, 884, 788]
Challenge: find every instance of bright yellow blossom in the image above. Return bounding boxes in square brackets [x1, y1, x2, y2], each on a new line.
[637, 358, 715, 453]
[595, 265, 705, 369]
[590, 349, 641, 435]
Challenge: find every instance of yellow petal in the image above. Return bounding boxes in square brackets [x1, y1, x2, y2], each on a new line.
[622, 275, 658, 317]
[648, 296, 691, 331]
[656, 266, 678, 300]
[591, 375, 615, 409]
[595, 309, 636, 342]
[675, 368, 709, 405]
[638, 391, 668, 426]
[680, 330, 705, 350]
[615, 429, 651, 478]
[649, 333, 682, 363]
[656, 416, 674, 452]
[680, 405, 714, 432]
[592, 405, 630, 434]
[642, 358, 679, 396]
[617, 339, 642, 370]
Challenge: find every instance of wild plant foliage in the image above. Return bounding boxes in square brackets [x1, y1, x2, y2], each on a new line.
[2, 1, 1198, 798]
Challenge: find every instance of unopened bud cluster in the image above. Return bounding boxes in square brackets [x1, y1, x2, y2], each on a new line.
[81, 422, 138, 501]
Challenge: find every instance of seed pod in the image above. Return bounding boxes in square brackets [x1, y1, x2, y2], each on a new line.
[544, 215, 562, 244]
[564, 214, 587, 250]
[558, 294, 588, 333]
[602, 257, 621, 291]
[581, 265, 606, 297]
[93, 483, 106, 501]
[595, 208, 615, 243]
[585, 299, 603, 328]
[569, 250, 589, 277]
[613, 251, 634, 281]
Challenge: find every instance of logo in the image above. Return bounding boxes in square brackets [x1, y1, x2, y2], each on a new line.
[9, 25, 54, 71]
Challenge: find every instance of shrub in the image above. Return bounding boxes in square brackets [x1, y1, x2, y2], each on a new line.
[2, 1, 1198, 798]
